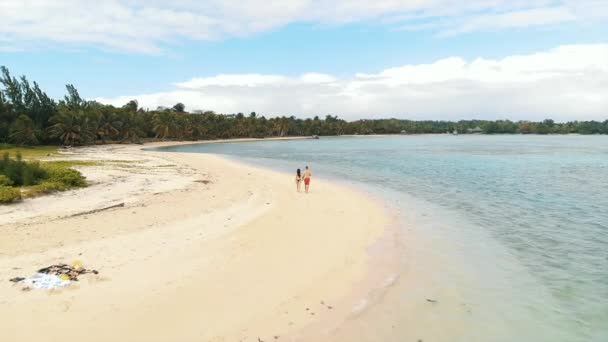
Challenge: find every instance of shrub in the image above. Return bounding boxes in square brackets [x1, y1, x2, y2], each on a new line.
[0, 152, 86, 188]
[0, 152, 47, 186]
[42, 164, 87, 187]
[0, 186, 21, 204]
[0, 152, 87, 203]
[26, 181, 69, 197]
[0, 175, 13, 186]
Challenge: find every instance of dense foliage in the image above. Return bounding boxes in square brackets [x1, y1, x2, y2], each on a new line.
[0, 186, 20, 204]
[0, 152, 87, 203]
[1, 66, 607, 146]
[0, 152, 47, 186]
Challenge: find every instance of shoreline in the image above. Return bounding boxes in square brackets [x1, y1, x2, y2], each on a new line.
[0, 140, 399, 341]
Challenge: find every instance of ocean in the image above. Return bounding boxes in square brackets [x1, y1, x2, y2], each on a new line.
[159, 135, 608, 341]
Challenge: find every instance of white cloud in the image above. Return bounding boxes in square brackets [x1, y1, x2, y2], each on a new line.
[174, 73, 337, 89]
[96, 44, 608, 121]
[300, 73, 337, 84]
[438, 6, 577, 36]
[0, 0, 606, 53]
[175, 74, 289, 88]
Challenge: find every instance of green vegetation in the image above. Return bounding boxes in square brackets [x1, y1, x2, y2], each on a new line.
[0, 144, 58, 159]
[345, 118, 608, 135]
[1, 66, 607, 147]
[0, 175, 12, 186]
[0, 152, 47, 186]
[40, 163, 87, 187]
[43, 160, 99, 168]
[0, 152, 87, 203]
[0, 186, 21, 204]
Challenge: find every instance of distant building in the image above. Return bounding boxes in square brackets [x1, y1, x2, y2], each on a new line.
[467, 126, 484, 134]
[400, 130, 407, 134]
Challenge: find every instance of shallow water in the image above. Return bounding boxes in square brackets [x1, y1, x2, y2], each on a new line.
[160, 135, 608, 341]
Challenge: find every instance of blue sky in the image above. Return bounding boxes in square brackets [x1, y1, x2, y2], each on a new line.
[1, 0, 607, 120]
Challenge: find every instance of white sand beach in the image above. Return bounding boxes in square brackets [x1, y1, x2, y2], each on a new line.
[0, 141, 397, 341]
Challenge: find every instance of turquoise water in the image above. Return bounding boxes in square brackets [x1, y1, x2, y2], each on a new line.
[159, 135, 608, 341]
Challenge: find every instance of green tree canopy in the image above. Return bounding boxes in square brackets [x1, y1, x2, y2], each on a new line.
[0, 66, 606, 147]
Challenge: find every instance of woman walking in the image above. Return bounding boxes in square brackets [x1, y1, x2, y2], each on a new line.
[295, 168, 302, 192]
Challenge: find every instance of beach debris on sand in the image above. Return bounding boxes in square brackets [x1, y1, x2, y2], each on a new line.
[9, 261, 99, 290]
[22, 273, 71, 289]
[37, 262, 98, 281]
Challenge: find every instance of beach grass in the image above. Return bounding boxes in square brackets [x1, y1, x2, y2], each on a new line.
[44, 160, 100, 168]
[0, 144, 59, 160]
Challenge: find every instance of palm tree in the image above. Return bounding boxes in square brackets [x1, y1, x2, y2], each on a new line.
[171, 115, 187, 140]
[119, 111, 144, 143]
[172, 102, 185, 113]
[278, 116, 290, 137]
[233, 113, 248, 137]
[122, 99, 138, 113]
[9, 114, 39, 145]
[95, 110, 121, 143]
[47, 109, 94, 146]
[152, 111, 176, 139]
[190, 115, 206, 140]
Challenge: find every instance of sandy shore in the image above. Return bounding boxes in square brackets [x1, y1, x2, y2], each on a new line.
[0, 141, 395, 341]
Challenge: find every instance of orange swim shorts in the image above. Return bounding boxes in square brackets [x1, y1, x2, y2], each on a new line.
[304, 177, 310, 185]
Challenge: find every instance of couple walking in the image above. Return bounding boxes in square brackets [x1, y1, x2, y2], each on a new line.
[295, 166, 312, 193]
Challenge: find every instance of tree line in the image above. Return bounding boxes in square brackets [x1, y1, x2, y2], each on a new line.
[1, 66, 607, 146]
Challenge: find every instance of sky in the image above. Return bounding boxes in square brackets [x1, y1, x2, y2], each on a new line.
[1, 0, 607, 121]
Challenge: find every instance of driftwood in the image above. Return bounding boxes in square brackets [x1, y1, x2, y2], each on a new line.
[70, 202, 125, 217]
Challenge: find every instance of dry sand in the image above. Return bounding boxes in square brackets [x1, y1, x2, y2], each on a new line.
[0, 141, 397, 341]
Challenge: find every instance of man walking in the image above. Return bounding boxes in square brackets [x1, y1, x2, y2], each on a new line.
[302, 166, 312, 193]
